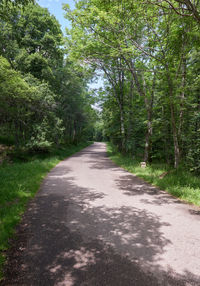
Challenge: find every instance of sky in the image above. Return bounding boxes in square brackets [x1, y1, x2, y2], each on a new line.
[37, 0, 75, 33]
[37, 0, 104, 91]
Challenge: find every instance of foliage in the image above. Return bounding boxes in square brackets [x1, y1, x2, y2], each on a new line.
[1, 0, 34, 6]
[0, 3, 63, 84]
[65, 0, 200, 173]
[0, 57, 61, 149]
[0, 3, 96, 151]
[0, 0, 34, 21]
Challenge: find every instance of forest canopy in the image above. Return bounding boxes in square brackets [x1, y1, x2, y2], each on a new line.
[64, 0, 200, 173]
[0, 2, 96, 151]
[0, 0, 200, 173]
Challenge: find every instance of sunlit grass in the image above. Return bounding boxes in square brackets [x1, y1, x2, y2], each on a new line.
[107, 142, 200, 206]
[0, 142, 92, 280]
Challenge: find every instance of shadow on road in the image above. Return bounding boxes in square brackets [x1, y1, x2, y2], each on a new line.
[2, 143, 200, 285]
[115, 174, 184, 206]
[3, 176, 200, 285]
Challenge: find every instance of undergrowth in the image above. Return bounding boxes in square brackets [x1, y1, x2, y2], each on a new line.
[0, 141, 92, 280]
[107, 142, 200, 207]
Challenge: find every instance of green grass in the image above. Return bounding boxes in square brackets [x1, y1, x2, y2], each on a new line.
[0, 141, 92, 280]
[107, 142, 200, 206]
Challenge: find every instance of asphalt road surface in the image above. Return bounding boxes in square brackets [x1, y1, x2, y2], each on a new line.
[3, 143, 200, 286]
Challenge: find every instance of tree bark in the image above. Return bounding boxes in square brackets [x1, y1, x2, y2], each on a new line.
[167, 73, 180, 168]
[143, 73, 156, 162]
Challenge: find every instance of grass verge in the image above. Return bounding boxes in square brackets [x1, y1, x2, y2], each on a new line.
[107, 142, 200, 207]
[0, 141, 92, 280]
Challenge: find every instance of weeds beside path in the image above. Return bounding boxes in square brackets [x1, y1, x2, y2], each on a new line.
[0, 142, 92, 280]
[107, 143, 200, 207]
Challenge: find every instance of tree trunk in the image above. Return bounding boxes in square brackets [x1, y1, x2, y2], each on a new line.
[167, 74, 180, 168]
[144, 109, 153, 163]
[126, 76, 134, 153]
[126, 60, 155, 162]
[143, 73, 156, 163]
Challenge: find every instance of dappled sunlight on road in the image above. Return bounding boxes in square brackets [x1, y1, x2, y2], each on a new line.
[4, 143, 200, 286]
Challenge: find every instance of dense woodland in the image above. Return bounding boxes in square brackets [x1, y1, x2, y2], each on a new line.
[0, 0, 200, 174]
[64, 0, 200, 173]
[1, 0, 200, 281]
[0, 0, 96, 152]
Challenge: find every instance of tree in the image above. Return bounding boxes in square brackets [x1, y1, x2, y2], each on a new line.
[0, 0, 34, 20]
[64, 0, 200, 171]
[0, 56, 62, 149]
[0, 2, 96, 150]
[0, 3, 63, 85]
[146, 0, 200, 24]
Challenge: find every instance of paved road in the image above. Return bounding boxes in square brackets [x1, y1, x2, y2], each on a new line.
[3, 143, 200, 285]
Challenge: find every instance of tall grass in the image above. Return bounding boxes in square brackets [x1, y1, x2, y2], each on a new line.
[107, 142, 200, 206]
[0, 142, 92, 280]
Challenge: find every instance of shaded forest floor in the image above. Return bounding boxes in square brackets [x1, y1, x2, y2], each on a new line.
[0, 141, 92, 280]
[107, 143, 200, 208]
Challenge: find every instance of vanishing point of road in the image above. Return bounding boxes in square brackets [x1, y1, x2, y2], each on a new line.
[3, 143, 200, 285]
